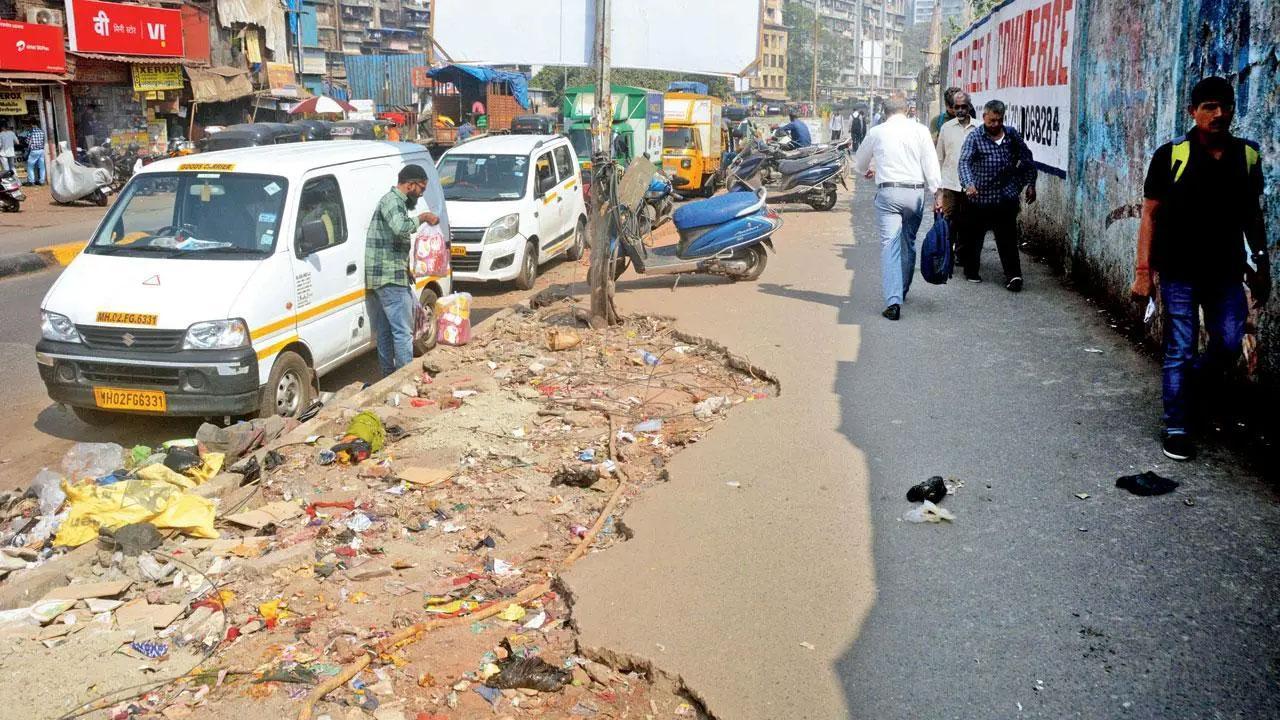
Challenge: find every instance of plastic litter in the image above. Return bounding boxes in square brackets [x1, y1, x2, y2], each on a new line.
[317, 449, 337, 466]
[473, 685, 501, 707]
[577, 448, 596, 462]
[546, 328, 582, 351]
[637, 350, 660, 366]
[906, 476, 947, 504]
[485, 655, 572, 692]
[61, 442, 125, 481]
[903, 500, 955, 523]
[345, 513, 374, 533]
[633, 419, 663, 433]
[693, 396, 729, 419]
[162, 447, 202, 474]
[54, 478, 219, 547]
[1116, 471, 1179, 496]
[342, 411, 386, 453]
[105, 522, 163, 556]
[436, 292, 473, 347]
[28, 469, 67, 516]
[130, 640, 169, 659]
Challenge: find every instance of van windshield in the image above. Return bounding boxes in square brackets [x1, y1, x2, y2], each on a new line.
[664, 127, 697, 150]
[87, 173, 288, 259]
[438, 153, 529, 201]
[567, 129, 592, 160]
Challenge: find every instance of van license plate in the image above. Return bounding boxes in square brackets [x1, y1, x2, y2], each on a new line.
[450, 246, 467, 257]
[93, 387, 167, 412]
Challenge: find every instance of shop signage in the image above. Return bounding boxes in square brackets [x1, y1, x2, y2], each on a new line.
[0, 20, 67, 74]
[0, 91, 27, 115]
[266, 62, 300, 98]
[73, 57, 130, 83]
[65, 0, 185, 58]
[132, 63, 183, 92]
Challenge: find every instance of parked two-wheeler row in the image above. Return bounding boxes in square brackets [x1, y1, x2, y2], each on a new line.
[723, 132, 850, 211]
[0, 170, 25, 212]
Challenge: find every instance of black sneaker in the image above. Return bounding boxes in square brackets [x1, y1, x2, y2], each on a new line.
[1162, 433, 1195, 461]
[882, 304, 900, 321]
[1005, 276, 1023, 292]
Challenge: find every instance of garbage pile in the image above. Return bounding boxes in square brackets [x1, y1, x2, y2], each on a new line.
[0, 302, 772, 720]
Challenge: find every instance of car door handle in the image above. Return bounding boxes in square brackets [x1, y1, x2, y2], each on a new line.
[346, 263, 357, 275]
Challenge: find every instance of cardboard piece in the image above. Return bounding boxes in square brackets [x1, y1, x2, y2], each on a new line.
[188, 536, 270, 557]
[223, 500, 303, 529]
[40, 580, 132, 602]
[398, 467, 452, 487]
[115, 598, 184, 629]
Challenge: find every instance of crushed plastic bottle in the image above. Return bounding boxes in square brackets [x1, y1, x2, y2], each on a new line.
[28, 469, 67, 516]
[637, 350, 660, 366]
[61, 442, 125, 481]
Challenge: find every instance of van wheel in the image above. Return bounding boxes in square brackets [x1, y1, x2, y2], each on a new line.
[72, 406, 116, 427]
[259, 351, 316, 419]
[515, 240, 538, 290]
[565, 219, 586, 261]
[413, 288, 439, 356]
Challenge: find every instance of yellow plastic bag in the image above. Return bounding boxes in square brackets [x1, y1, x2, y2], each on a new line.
[135, 453, 224, 489]
[53, 478, 219, 547]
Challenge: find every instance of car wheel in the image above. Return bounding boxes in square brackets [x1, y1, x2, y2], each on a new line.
[72, 406, 116, 427]
[514, 240, 538, 290]
[565, 219, 586, 261]
[259, 350, 316, 419]
[412, 288, 439, 356]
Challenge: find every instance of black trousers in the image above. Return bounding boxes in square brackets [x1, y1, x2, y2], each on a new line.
[963, 199, 1022, 280]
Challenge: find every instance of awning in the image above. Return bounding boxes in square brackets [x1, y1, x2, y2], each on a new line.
[426, 64, 530, 109]
[185, 66, 254, 103]
[0, 71, 71, 83]
[71, 52, 208, 67]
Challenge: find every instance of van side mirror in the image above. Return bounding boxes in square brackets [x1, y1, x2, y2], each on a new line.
[296, 219, 329, 256]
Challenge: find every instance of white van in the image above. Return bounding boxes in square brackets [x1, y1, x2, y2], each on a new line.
[437, 134, 586, 289]
[35, 141, 452, 424]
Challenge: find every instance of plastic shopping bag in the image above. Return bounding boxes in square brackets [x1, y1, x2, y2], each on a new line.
[436, 292, 472, 347]
[411, 223, 450, 279]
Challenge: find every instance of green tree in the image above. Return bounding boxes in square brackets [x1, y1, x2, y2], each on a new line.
[530, 66, 733, 111]
[783, 1, 843, 102]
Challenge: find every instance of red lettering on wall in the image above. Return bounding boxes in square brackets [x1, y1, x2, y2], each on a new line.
[1058, 0, 1073, 85]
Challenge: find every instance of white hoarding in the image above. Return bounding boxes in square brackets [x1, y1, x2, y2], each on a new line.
[433, 0, 761, 76]
[947, 0, 1075, 176]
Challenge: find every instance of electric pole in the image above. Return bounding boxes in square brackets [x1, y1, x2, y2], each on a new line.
[811, 5, 819, 110]
[587, 0, 618, 327]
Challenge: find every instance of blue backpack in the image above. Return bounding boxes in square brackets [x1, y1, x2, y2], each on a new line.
[920, 211, 952, 285]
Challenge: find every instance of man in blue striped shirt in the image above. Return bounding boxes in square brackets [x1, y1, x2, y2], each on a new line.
[958, 100, 1037, 290]
[24, 123, 46, 186]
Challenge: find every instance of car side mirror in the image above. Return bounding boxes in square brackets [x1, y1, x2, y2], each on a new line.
[296, 219, 328, 256]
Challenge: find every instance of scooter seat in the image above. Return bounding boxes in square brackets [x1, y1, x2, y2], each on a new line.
[672, 191, 762, 230]
[778, 152, 839, 176]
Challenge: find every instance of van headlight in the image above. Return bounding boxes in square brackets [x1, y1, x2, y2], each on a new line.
[183, 319, 249, 350]
[41, 311, 82, 343]
[483, 213, 520, 244]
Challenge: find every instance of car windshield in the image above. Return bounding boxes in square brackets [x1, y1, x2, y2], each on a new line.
[567, 128, 592, 161]
[664, 127, 697, 150]
[438, 153, 529, 201]
[87, 172, 288, 258]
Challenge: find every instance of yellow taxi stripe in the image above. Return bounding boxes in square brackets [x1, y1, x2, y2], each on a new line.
[414, 274, 443, 290]
[542, 191, 558, 205]
[256, 335, 298, 361]
[249, 288, 366, 340]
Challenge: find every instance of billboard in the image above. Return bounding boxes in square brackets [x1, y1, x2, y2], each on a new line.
[0, 20, 66, 74]
[948, 0, 1075, 177]
[433, 0, 760, 76]
[65, 0, 185, 58]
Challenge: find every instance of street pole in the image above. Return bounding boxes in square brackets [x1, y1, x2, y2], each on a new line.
[587, 0, 618, 327]
[811, 7, 819, 112]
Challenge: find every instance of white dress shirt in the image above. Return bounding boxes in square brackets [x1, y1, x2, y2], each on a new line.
[853, 114, 943, 194]
[829, 114, 843, 132]
[935, 116, 977, 192]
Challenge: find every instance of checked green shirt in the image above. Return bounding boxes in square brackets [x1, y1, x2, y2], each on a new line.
[365, 187, 418, 289]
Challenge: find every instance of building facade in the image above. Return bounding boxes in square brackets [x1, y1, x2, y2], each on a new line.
[911, 0, 965, 25]
[797, 0, 914, 98]
[751, 0, 789, 100]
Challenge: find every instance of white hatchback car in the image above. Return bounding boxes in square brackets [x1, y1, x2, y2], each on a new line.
[437, 134, 587, 289]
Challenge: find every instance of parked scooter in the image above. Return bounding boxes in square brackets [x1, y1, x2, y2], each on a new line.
[725, 136, 846, 211]
[51, 141, 114, 207]
[637, 171, 690, 237]
[609, 174, 781, 281]
[0, 170, 25, 212]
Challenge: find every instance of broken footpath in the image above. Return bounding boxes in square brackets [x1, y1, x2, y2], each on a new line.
[0, 291, 775, 720]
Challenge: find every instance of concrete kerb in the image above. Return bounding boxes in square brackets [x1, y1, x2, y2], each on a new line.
[0, 241, 85, 280]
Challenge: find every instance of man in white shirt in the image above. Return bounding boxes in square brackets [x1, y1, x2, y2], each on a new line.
[0, 124, 17, 174]
[853, 95, 943, 321]
[934, 91, 977, 271]
[829, 111, 844, 142]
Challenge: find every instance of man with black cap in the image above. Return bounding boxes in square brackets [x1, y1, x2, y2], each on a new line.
[1130, 76, 1269, 461]
[365, 164, 440, 376]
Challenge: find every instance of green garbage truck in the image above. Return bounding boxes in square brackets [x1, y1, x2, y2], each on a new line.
[563, 84, 664, 175]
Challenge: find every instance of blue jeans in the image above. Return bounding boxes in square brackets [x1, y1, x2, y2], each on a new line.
[1160, 279, 1246, 434]
[367, 284, 415, 377]
[26, 151, 45, 184]
[873, 186, 924, 306]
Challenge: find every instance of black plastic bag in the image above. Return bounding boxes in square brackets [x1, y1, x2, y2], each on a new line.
[907, 476, 947, 504]
[163, 447, 202, 474]
[1116, 471, 1179, 496]
[485, 656, 572, 692]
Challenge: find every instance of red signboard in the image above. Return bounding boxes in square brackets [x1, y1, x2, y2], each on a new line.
[0, 20, 67, 73]
[66, 0, 185, 58]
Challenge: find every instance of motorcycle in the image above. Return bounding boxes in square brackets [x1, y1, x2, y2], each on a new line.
[607, 163, 781, 282]
[637, 171, 689, 237]
[50, 141, 114, 207]
[725, 135, 847, 211]
[0, 170, 25, 212]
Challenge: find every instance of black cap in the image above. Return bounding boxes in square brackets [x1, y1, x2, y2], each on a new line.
[398, 164, 428, 183]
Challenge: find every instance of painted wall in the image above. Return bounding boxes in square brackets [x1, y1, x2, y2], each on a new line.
[1007, 0, 1279, 398]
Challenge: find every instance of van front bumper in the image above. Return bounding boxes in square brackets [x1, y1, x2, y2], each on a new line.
[36, 340, 262, 417]
[450, 234, 526, 283]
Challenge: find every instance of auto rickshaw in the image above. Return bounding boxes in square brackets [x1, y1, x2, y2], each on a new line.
[198, 123, 308, 152]
[510, 114, 556, 135]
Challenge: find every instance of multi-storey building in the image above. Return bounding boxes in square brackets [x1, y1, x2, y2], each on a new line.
[911, 0, 966, 25]
[751, 0, 789, 101]
[796, 0, 914, 98]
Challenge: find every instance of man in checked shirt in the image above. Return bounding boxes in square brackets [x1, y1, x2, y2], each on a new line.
[958, 99, 1038, 291]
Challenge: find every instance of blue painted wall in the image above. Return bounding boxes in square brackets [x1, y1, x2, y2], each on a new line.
[1003, 0, 1279, 393]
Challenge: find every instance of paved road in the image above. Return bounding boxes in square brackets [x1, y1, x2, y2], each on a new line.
[566, 185, 1279, 719]
[0, 185, 106, 256]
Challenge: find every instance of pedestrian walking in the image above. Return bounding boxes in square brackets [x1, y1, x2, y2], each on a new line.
[0, 124, 16, 174]
[1129, 76, 1268, 462]
[365, 164, 440, 377]
[957, 99, 1037, 290]
[853, 95, 943, 321]
[934, 90, 977, 254]
[829, 111, 843, 142]
[849, 110, 867, 151]
[931, 86, 963, 141]
[23, 122, 46, 186]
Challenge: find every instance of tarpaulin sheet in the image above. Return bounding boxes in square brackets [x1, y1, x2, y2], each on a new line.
[185, 66, 253, 103]
[215, 0, 287, 54]
[426, 64, 530, 109]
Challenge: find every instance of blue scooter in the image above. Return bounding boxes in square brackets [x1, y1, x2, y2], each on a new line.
[610, 185, 781, 281]
[726, 136, 847, 211]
